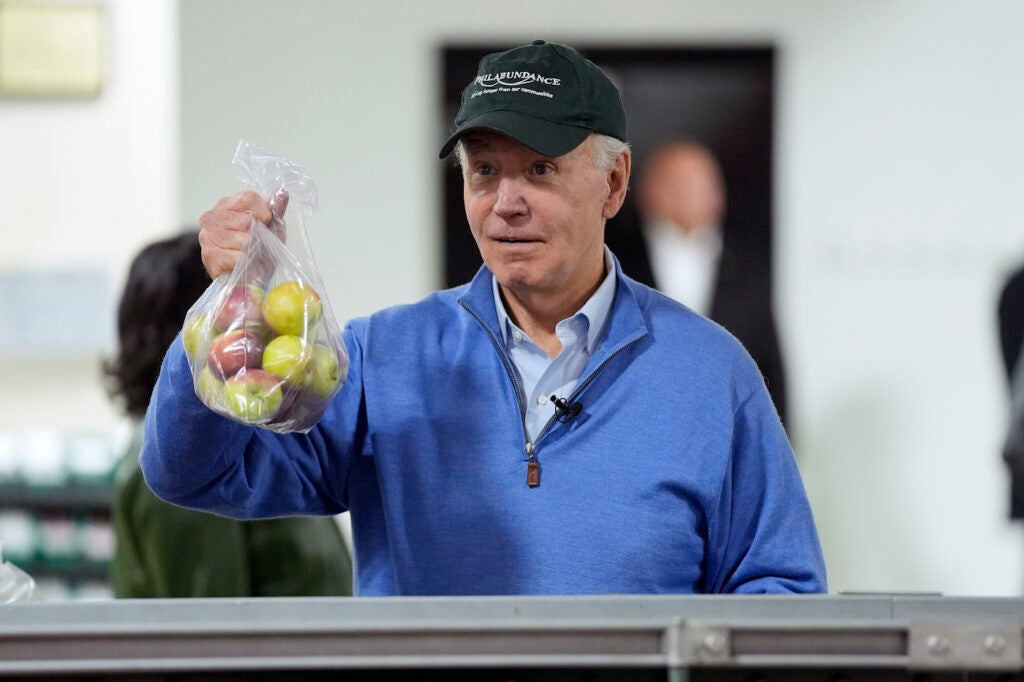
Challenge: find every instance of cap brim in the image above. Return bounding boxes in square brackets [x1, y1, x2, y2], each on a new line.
[438, 111, 591, 159]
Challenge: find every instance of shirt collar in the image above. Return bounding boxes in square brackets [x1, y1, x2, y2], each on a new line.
[492, 246, 617, 354]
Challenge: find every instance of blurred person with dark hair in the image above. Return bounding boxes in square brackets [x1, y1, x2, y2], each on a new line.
[104, 231, 353, 597]
[607, 140, 788, 425]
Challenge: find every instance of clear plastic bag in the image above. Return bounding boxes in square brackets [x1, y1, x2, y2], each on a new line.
[0, 543, 38, 603]
[182, 140, 348, 434]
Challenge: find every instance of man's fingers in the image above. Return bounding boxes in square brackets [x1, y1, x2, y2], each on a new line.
[198, 196, 258, 278]
[200, 250, 239, 280]
[197, 191, 278, 278]
[200, 216, 251, 250]
[199, 208, 251, 236]
[198, 227, 240, 279]
[216, 190, 275, 225]
[270, 189, 289, 220]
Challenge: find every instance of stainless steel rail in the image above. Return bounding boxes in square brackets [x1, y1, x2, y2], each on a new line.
[1, 594, 1022, 678]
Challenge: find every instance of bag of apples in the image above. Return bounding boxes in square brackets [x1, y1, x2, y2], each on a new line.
[180, 140, 348, 434]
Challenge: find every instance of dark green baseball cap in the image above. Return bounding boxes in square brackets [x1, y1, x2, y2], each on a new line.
[439, 40, 628, 159]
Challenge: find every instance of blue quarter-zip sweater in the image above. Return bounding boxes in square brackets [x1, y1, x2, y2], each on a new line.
[141, 259, 827, 595]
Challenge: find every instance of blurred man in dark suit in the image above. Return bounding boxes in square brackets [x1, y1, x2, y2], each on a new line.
[997, 263, 1024, 519]
[606, 140, 788, 425]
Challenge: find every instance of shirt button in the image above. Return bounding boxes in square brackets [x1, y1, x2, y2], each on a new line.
[513, 331, 524, 342]
[538, 395, 548, 405]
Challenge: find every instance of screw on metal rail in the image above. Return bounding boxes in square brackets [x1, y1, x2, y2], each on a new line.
[702, 633, 726, 656]
[926, 634, 950, 656]
[984, 634, 1007, 656]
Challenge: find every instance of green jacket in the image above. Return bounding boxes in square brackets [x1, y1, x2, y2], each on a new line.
[110, 424, 352, 597]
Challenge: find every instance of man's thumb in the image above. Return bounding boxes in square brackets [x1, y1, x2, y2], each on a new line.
[268, 189, 289, 242]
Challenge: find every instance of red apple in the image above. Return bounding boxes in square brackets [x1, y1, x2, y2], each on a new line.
[207, 329, 265, 380]
[213, 284, 266, 333]
[224, 368, 283, 422]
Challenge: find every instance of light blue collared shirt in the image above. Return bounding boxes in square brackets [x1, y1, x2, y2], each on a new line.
[492, 247, 617, 441]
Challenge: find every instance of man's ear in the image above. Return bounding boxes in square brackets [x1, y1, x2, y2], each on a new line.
[602, 150, 632, 220]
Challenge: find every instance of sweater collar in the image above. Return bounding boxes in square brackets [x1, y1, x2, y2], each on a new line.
[460, 250, 649, 363]
[490, 246, 617, 355]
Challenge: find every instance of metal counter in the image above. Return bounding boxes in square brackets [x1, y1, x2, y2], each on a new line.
[2, 594, 1024, 680]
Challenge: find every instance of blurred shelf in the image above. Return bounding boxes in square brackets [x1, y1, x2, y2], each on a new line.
[0, 483, 113, 513]
[20, 559, 109, 582]
[2, 480, 115, 592]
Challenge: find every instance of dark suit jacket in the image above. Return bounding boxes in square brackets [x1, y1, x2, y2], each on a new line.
[997, 263, 1024, 518]
[606, 199, 789, 427]
[998, 264, 1024, 381]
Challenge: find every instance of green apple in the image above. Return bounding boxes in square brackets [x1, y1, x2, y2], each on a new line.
[262, 334, 311, 384]
[196, 366, 224, 407]
[262, 280, 322, 336]
[183, 312, 213, 360]
[305, 344, 344, 398]
[224, 369, 283, 422]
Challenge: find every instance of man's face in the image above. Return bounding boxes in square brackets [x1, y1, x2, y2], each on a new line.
[461, 132, 624, 305]
[640, 144, 724, 233]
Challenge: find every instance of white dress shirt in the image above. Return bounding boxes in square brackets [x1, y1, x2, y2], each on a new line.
[492, 247, 617, 441]
[643, 219, 722, 316]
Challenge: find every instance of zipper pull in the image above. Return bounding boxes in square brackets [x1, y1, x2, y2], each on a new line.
[526, 441, 540, 488]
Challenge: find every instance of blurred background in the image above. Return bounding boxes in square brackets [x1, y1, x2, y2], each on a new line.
[1, 0, 1023, 599]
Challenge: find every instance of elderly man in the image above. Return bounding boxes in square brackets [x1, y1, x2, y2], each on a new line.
[142, 40, 826, 595]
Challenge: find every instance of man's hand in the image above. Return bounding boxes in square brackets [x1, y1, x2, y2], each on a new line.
[198, 190, 289, 278]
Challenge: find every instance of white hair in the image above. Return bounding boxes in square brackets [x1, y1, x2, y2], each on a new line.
[589, 133, 631, 171]
[453, 133, 629, 171]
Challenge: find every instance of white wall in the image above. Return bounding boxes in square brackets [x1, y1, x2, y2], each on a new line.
[0, 0, 179, 434]
[780, 2, 1024, 596]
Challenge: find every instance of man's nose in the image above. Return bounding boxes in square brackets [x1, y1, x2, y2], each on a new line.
[493, 177, 528, 218]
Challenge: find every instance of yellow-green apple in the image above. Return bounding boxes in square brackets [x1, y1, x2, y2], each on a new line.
[262, 280, 322, 336]
[196, 366, 224, 406]
[207, 329, 266, 380]
[262, 334, 311, 384]
[223, 368, 283, 422]
[182, 312, 214, 360]
[213, 284, 266, 333]
[305, 343, 346, 398]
